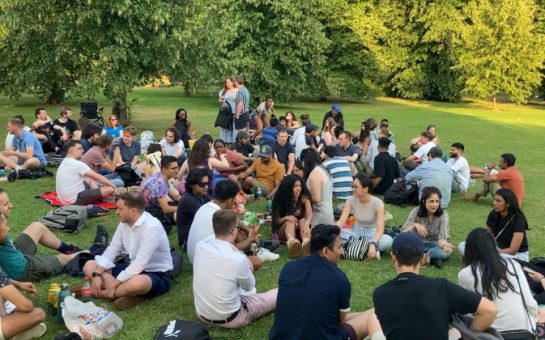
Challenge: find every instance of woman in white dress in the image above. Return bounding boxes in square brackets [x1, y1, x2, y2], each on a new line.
[218, 77, 238, 143]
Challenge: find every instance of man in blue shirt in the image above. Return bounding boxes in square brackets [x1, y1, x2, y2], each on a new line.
[235, 75, 250, 130]
[0, 117, 46, 179]
[336, 131, 360, 175]
[322, 146, 353, 200]
[269, 224, 383, 340]
[405, 147, 453, 208]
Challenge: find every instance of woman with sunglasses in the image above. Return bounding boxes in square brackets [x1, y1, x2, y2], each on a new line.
[176, 167, 212, 250]
[458, 227, 537, 334]
[336, 174, 392, 259]
[103, 114, 124, 138]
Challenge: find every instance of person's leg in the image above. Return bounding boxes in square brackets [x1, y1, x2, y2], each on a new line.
[377, 234, 393, 252]
[241, 177, 256, 193]
[457, 241, 466, 254]
[1, 309, 46, 339]
[427, 244, 451, 261]
[514, 251, 529, 262]
[221, 288, 278, 329]
[114, 275, 153, 297]
[247, 256, 262, 271]
[74, 188, 110, 205]
[114, 273, 171, 310]
[104, 173, 125, 187]
[22, 222, 63, 250]
[342, 309, 383, 340]
[21, 157, 41, 170]
[0, 154, 18, 170]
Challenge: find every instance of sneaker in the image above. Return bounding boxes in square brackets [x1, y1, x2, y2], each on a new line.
[114, 296, 147, 310]
[17, 169, 32, 179]
[260, 239, 281, 252]
[11, 322, 47, 339]
[287, 238, 302, 259]
[302, 238, 311, 257]
[7, 170, 17, 182]
[257, 248, 280, 262]
[63, 245, 81, 255]
[127, 186, 140, 193]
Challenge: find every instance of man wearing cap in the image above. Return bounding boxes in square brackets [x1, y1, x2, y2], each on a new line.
[233, 130, 255, 163]
[321, 103, 344, 131]
[294, 124, 318, 160]
[238, 144, 285, 200]
[270, 224, 383, 340]
[405, 147, 453, 208]
[373, 232, 497, 340]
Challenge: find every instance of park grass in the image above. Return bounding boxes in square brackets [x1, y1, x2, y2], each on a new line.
[1, 87, 545, 339]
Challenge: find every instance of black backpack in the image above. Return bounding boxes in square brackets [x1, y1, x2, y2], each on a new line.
[214, 102, 233, 129]
[115, 163, 142, 187]
[154, 319, 210, 340]
[384, 181, 419, 206]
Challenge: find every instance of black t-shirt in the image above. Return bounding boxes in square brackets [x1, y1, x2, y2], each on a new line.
[176, 192, 211, 245]
[269, 255, 351, 340]
[272, 142, 294, 171]
[234, 143, 255, 157]
[373, 272, 481, 340]
[486, 210, 528, 252]
[373, 152, 400, 195]
[53, 118, 79, 137]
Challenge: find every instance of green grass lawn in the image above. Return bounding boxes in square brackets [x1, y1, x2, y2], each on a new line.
[1, 87, 545, 339]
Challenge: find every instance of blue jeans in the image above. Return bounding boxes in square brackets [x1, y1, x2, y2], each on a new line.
[341, 226, 393, 251]
[424, 242, 451, 261]
[457, 241, 528, 261]
[104, 173, 125, 187]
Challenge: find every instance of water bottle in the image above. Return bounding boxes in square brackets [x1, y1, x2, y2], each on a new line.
[256, 186, 262, 199]
[81, 277, 92, 302]
[56, 283, 71, 324]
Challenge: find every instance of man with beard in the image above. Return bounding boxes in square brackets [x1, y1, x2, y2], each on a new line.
[446, 143, 470, 194]
[238, 144, 285, 200]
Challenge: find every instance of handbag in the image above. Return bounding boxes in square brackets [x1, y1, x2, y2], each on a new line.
[154, 319, 210, 340]
[450, 313, 503, 339]
[214, 103, 233, 129]
[341, 236, 369, 261]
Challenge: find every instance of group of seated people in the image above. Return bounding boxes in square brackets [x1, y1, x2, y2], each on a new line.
[0, 101, 537, 340]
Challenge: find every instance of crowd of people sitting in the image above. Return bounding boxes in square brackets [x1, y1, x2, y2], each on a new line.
[0, 76, 540, 339]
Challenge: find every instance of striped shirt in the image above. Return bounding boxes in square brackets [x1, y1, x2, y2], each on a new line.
[323, 157, 353, 200]
[236, 86, 250, 114]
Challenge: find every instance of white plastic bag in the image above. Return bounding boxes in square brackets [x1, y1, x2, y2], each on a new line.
[62, 296, 123, 339]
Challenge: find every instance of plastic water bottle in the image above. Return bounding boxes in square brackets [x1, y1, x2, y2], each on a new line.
[82, 277, 92, 302]
[256, 186, 262, 199]
[57, 283, 72, 324]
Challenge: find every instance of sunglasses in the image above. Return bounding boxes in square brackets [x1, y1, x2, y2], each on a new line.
[197, 182, 209, 188]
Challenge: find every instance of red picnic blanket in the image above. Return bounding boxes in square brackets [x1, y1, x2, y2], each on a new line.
[36, 191, 117, 209]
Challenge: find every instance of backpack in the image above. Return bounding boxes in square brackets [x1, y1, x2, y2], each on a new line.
[115, 163, 142, 187]
[38, 205, 87, 233]
[154, 319, 210, 340]
[384, 181, 419, 206]
[214, 103, 233, 129]
[140, 130, 155, 153]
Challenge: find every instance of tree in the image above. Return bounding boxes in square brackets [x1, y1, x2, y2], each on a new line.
[455, 0, 545, 109]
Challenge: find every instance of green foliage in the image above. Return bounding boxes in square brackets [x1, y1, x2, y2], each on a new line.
[455, 0, 545, 105]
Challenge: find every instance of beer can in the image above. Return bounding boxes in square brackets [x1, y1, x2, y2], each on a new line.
[48, 283, 61, 316]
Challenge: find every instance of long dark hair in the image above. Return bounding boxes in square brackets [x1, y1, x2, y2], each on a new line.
[358, 119, 372, 143]
[301, 149, 323, 181]
[187, 139, 210, 169]
[463, 227, 516, 299]
[416, 186, 444, 218]
[271, 175, 309, 231]
[174, 108, 188, 121]
[494, 188, 528, 227]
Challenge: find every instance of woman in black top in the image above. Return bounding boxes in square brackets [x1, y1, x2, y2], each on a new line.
[172, 108, 192, 148]
[487, 188, 529, 261]
[271, 174, 312, 259]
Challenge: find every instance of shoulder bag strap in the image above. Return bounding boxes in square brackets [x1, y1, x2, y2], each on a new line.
[508, 258, 536, 334]
[494, 215, 516, 241]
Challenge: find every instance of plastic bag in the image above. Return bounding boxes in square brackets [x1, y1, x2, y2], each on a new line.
[63, 296, 123, 339]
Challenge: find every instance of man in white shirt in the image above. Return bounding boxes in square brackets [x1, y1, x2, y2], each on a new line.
[255, 96, 275, 132]
[406, 131, 436, 165]
[193, 209, 277, 329]
[187, 180, 278, 268]
[83, 192, 173, 310]
[446, 142, 470, 193]
[56, 140, 116, 205]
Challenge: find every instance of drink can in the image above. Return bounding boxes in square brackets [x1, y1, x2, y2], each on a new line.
[48, 283, 61, 315]
[250, 242, 257, 255]
[0, 170, 5, 176]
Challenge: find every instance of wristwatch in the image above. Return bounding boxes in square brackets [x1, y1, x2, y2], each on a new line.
[92, 271, 102, 278]
[369, 241, 378, 248]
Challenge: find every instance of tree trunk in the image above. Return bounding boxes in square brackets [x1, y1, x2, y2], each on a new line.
[113, 93, 129, 125]
[184, 80, 192, 97]
[492, 94, 497, 110]
[46, 82, 65, 104]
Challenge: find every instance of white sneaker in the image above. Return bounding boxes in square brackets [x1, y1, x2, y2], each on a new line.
[257, 248, 280, 262]
[11, 322, 47, 340]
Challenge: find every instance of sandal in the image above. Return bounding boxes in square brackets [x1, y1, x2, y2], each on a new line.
[287, 238, 302, 259]
[302, 238, 311, 256]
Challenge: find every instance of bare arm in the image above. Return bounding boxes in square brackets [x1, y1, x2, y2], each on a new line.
[309, 171, 322, 204]
[471, 297, 497, 331]
[286, 153, 295, 175]
[158, 197, 177, 214]
[0, 285, 33, 312]
[85, 170, 116, 189]
[498, 232, 524, 255]
[335, 200, 352, 227]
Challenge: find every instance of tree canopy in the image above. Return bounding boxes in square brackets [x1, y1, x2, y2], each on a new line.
[0, 0, 544, 107]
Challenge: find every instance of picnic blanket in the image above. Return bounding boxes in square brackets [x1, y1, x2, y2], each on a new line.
[36, 191, 117, 209]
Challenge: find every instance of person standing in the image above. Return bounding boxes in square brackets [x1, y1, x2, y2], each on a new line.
[234, 75, 250, 130]
[218, 77, 238, 143]
[321, 103, 344, 130]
